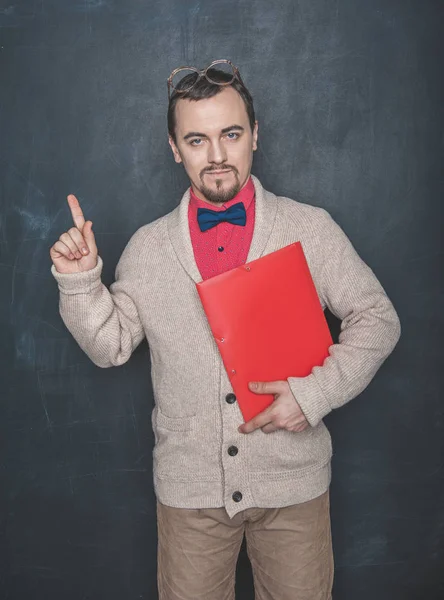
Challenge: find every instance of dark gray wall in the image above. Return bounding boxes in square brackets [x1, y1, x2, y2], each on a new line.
[1, 1, 443, 598]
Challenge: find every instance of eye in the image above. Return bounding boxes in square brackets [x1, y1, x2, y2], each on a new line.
[226, 132, 239, 140]
[189, 138, 203, 146]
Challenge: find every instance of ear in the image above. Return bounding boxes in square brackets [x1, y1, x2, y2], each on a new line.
[252, 120, 258, 151]
[168, 135, 183, 164]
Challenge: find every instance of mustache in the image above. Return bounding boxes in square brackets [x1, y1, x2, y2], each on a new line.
[200, 165, 239, 176]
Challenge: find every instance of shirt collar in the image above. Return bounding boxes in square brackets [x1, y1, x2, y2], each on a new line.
[189, 175, 255, 212]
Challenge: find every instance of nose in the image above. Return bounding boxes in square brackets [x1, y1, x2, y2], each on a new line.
[207, 139, 227, 165]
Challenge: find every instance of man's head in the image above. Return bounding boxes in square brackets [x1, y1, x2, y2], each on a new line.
[167, 67, 258, 205]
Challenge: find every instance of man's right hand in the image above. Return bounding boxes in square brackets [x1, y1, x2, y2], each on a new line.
[49, 194, 98, 274]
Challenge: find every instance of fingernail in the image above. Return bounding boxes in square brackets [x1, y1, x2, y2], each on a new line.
[69, 253, 75, 259]
[249, 382, 257, 390]
[82, 247, 88, 254]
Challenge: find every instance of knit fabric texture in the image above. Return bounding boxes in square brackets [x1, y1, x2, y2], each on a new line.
[50, 175, 401, 517]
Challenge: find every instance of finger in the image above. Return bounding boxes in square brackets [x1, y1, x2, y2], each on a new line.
[67, 194, 86, 231]
[59, 232, 83, 259]
[67, 227, 90, 255]
[238, 409, 274, 434]
[261, 423, 279, 434]
[249, 380, 287, 395]
[50, 240, 76, 260]
[82, 221, 97, 255]
[295, 422, 309, 432]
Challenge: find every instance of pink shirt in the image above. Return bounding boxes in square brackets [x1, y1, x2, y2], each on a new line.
[188, 176, 256, 281]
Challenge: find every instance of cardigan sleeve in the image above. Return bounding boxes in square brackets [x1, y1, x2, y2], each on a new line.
[287, 210, 401, 427]
[50, 230, 146, 368]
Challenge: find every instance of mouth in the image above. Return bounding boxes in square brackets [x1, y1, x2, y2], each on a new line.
[205, 169, 232, 176]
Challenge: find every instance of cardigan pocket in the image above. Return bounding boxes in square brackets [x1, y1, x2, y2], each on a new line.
[154, 406, 196, 432]
[152, 407, 220, 482]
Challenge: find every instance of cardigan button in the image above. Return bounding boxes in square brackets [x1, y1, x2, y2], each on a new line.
[232, 491, 243, 503]
[225, 393, 236, 404]
[228, 445, 238, 456]
[218, 246, 224, 252]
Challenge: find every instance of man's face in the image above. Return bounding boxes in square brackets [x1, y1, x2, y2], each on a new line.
[168, 86, 258, 205]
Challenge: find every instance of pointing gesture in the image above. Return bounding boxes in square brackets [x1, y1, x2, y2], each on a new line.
[68, 193, 87, 230]
[49, 194, 98, 274]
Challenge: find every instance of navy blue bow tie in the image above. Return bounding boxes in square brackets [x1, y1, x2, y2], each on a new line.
[197, 202, 247, 232]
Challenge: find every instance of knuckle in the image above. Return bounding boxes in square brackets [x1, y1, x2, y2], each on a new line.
[269, 409, 279, 421]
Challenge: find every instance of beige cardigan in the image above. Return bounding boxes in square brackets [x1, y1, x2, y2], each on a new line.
[51, 175, 401, 517]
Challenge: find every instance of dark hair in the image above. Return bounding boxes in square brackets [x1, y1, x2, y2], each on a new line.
[167, 67, 256, 144]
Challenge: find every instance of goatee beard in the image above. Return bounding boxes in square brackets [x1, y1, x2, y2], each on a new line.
[199, 168, 241, 204]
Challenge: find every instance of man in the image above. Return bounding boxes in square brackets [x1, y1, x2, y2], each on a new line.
[49, 60, 401, 600]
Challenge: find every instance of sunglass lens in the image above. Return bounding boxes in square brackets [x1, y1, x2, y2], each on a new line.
[171, 69, 200, 92]
[206, 62, 235, 84]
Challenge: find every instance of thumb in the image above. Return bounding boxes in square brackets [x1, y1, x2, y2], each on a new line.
[83, 220, 97, 254]
[248, 380, 287, 395]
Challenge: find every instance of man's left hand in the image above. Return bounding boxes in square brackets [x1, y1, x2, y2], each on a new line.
[238, 380, 310, 434]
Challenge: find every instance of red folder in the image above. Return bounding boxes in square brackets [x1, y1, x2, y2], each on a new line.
[196, 242, 333, 422]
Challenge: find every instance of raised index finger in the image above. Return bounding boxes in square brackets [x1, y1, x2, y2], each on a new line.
[67, 194, 86, 231]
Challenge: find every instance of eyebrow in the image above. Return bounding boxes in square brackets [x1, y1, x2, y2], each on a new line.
[183, 124, 245, 141]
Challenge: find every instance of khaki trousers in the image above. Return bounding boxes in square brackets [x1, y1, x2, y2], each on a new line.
[157, 489, 334, 600]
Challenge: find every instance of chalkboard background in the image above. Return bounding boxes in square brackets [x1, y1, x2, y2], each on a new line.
[1, 1, 443, 598]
